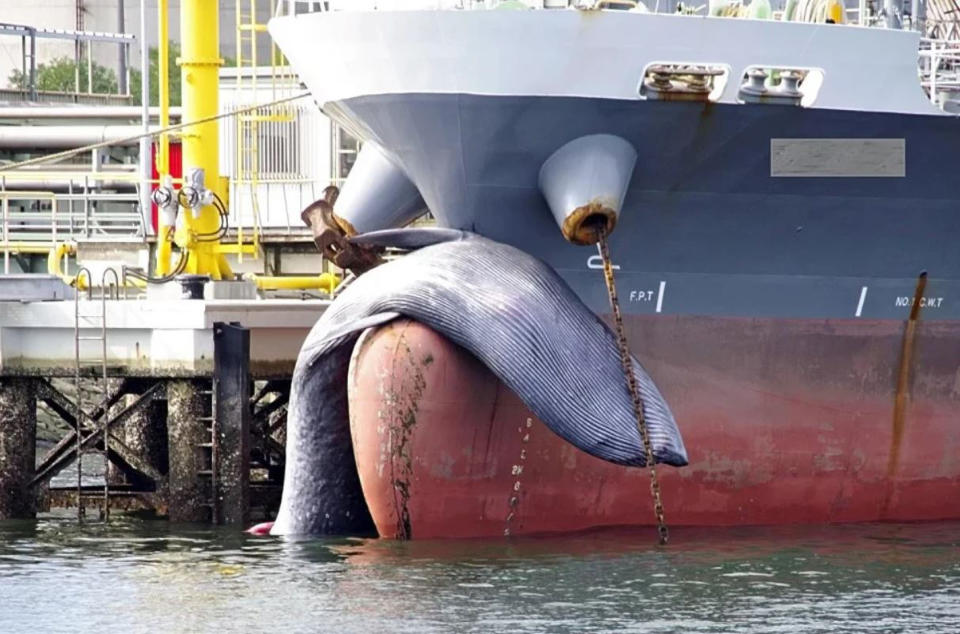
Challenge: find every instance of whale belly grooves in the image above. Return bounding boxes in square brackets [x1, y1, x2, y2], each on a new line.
[271, 232, 686, 536]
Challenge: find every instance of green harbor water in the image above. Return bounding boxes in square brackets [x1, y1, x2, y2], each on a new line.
[1, 517, 958, 633]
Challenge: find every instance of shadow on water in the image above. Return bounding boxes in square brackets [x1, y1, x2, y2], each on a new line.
[327, 521, 960, 563]
[1, 518, 958, 633]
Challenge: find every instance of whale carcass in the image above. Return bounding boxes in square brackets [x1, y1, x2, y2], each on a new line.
[271, 229, 686, 536]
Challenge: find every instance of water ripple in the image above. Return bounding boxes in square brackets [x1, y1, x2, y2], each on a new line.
[0, 519, 957, 633]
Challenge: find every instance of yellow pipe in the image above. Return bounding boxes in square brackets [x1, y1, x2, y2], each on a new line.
[46, 242, 147, 290]
[47, 242, 87, 291]
[156, 224, 174, 276]
[248, 273, 340, 293]
[179, 0, 230, 280]
[827, 0, 845, 23]
[0, 242, 59, 255]
[155, 0, 172, 277]
[4, 244, 60, 254]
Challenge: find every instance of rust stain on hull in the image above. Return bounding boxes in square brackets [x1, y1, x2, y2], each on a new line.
[884, 271, 928, 515]
[380, 322, 429, 540]
[561, 199, 617, 245]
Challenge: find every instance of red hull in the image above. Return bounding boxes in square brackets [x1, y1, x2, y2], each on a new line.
[347, 318, 960, 539]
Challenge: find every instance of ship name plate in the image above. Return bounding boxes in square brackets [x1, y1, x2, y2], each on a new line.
[895, 296, 944, 308]
[770, 138, 905, 177]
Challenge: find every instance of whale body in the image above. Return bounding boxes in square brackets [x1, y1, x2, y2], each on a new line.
[271, 230, 687, 536]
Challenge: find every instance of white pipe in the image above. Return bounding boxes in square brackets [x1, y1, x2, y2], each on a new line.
[0, 179, 138, 191]
[139, 0, 153, 236]
[0, 125, 161, 148]
[6, 164, 138, 172]
[0, 106, 182, 119]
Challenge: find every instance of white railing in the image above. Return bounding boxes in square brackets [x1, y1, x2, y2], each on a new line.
[276, 0, 329, 14]
[322, 0, 571, 9]
[308, 0, 960, 27]
[919, 37, 960, 110]
[220, 98, 332, 232]
[0, 181, 146, 253]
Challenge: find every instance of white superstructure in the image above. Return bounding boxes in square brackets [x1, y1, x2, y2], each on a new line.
[270, 8, 943, 117]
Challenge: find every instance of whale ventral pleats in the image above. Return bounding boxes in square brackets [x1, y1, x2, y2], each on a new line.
[272, 231, 686, 537]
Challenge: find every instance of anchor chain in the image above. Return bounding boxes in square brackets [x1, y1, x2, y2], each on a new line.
[597, 232, 669, 545]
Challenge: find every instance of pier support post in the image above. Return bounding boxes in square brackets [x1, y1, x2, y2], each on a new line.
[166, 379, 207, 522]
[0, 378, 37, 519]
[125, 398, 167, 480]
[106, 379, 128, 486]
[214, 322, 250, 526]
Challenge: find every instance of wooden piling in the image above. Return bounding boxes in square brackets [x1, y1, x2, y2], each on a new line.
[166, 379, 208, 522]
[0, 378, 37, 519]
[125, 399, 167, 480]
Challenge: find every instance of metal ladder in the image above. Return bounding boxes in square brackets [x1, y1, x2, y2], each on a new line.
[196, 381, 220, 523]
[235, 0, 268, 255]
[73, 267, 120, 521]
[232, 0, 309, 253]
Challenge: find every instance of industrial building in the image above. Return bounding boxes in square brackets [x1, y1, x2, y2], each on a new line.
[0, 1, 345, 524]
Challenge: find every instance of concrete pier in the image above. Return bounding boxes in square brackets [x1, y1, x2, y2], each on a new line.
[166, 379, 209, 522]
[0, 378, 37, 519]
[0, 294, 321, 524]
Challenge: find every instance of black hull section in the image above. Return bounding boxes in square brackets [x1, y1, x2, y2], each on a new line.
[332, 93, 960, 321]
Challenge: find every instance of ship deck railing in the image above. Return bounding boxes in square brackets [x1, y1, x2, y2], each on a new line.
[920, 37, 960, 107]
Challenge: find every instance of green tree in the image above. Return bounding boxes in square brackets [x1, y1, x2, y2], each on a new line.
[129, 44, 183, 107]
[8, 56, 118, 94]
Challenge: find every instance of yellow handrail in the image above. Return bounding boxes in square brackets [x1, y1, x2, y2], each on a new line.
[47, 242, 146, 291]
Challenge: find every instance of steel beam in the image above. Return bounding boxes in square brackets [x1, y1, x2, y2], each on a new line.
[213, 322, 250, 525]
[0, 23, 136, 44]
[30, 381, 164, 488]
